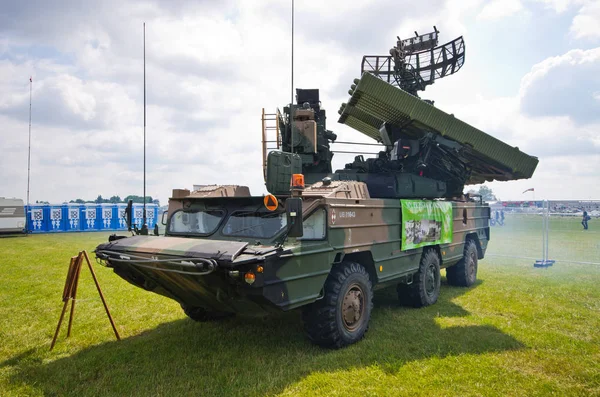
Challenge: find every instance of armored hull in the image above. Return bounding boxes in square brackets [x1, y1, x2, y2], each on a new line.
[96, 183, 489, 334]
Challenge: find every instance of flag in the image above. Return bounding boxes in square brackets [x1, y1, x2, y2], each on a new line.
[522, 188, 534, 194]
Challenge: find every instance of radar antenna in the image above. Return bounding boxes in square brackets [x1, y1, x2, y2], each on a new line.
[361, 27, 465, 96]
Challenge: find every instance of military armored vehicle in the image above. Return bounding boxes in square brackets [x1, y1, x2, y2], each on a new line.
[96, 29, 538, 348]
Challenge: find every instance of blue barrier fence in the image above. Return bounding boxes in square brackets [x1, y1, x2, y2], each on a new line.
[25, 203, 158, 233]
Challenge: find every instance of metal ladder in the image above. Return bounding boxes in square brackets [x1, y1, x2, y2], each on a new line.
[261, 108, 282, 180]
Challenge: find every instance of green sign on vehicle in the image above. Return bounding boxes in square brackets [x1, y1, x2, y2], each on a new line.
[401, 200, 453, 250]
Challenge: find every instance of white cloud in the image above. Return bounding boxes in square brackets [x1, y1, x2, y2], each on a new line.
[477, 0, 524, 20]
[532, 0, 575, 13]
[519, 47, 600, 123]
[570, 1, 600, 39]
[526, 0, 600, 40]
[0, 73, 139, 130]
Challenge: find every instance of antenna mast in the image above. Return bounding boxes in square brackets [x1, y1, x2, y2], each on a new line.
[141, 22, 148, 235]
[27, 77, 32, 212]
[290, 0, 294, 154]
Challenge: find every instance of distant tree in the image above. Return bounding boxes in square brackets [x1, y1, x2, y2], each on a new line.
[465, 186, 497, 201]
[478, 186, 497, 201]
[124, 195, 153, 204]
[65, 195, 156, 204]
[152, 199, 160, 206]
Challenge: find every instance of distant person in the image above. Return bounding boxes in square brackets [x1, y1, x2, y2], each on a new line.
[494, 210, 499, 226]
[500, 209, 505, 226]
[582, 211, 590, 230]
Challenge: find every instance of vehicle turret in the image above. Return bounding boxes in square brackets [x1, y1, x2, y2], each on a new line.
[264, 28, 538, 199]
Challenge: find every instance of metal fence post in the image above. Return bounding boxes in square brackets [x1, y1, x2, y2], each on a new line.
[535, 200, 555, 268]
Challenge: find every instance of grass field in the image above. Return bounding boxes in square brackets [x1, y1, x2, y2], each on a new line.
[1, 216, 599, 396]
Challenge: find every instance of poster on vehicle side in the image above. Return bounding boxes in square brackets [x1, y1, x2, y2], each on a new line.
[401, 200, 453, 250]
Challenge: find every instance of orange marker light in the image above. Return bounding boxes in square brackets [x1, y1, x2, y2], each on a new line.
[256, 265, 264, 273]
[264, 194, 278, 211]
[244, 272, 256, 285]
[292, 174, 305, 189]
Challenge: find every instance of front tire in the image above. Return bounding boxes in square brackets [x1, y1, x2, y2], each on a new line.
[446, 239, 478, 287]
[302, 262, 373, 348]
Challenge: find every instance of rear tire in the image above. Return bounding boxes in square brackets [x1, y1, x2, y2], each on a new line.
[181, 305, 233, 322]
[446, 239, 478, 287]
[398, 248, 440, 308]
[302, 262, 373, 348]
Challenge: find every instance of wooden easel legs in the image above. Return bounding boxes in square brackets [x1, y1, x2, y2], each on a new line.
[50, 250, 120, 351]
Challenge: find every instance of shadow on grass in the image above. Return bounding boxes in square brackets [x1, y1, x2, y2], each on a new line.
[5, 280, 524, 396]
[0, 233, 28, 239]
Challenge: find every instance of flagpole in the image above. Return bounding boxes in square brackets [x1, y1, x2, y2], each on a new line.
[27, 77, 32, 212]
[141, 22, 148, 235]
[522, 188, 535, 209]
[290, 0, 294, 155]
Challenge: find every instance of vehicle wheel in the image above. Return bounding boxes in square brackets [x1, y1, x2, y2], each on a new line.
[181, 305, 233, 322]
[400, 248, 441, 308]
[446, 239, 478, 287]
[302, 262, 373, 348]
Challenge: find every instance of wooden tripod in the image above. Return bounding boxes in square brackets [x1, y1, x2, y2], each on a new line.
[50, 250, 120, 350]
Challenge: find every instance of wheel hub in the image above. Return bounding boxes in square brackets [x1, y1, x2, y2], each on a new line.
[426, 265, 437, 296]
[342, 284, 364, 331]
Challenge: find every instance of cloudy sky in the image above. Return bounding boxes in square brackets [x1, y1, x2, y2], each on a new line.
[1, 0, 599, 205]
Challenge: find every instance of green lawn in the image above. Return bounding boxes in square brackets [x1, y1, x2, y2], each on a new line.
[1, 217, 599, 396]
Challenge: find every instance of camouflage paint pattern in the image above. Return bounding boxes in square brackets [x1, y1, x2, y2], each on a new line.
[96, 182, 489, 315]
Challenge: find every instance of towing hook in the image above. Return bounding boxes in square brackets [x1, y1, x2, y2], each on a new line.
[201, 259, 217, 272]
